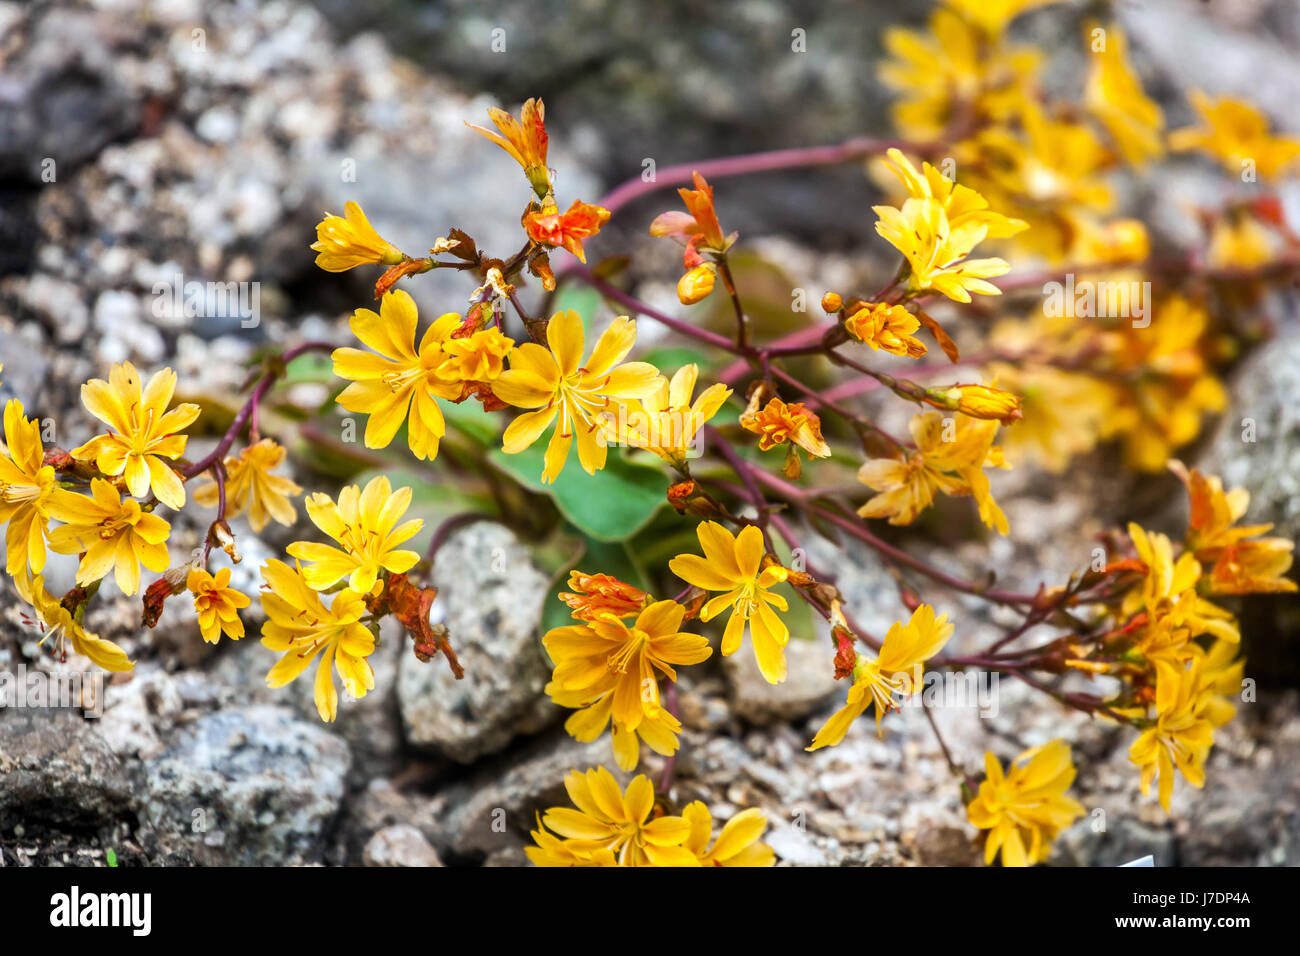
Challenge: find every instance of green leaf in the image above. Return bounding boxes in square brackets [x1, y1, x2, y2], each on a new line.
[441, 398, 500, 444]
[489, 445, 667, 542]
[551, 283, 602, 327]
[769, 530, 819, 642]
[282, 352, 335, 385]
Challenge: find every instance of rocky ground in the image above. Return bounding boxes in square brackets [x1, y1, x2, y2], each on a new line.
[0, 0, 1298, 866]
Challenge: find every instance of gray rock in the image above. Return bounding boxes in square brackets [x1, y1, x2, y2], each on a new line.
[0, 707, 134, 831]
[1201, 331, 1300, 543]
[338, 778, 442, 864]
[1054, 815, 1176, 868]
[432, 733, 615, 861]
[0, 6, 140, 182]
[207, 615, 406, 784]
[92, 666, 185, 763]
[0, 328, 51, 410]
[140, 705, 349, 865]
[724, 633, 839, 724]
[398, 522, 554, 763]
[364, 824, 443, 867]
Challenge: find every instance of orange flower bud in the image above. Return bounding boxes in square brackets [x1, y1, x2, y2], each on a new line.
[559, 571, 651, 621]
[677, 264, 717, 305]
[821, 292, 843, 313]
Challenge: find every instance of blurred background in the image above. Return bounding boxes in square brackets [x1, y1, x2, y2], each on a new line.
[1, 0, 1298, 867]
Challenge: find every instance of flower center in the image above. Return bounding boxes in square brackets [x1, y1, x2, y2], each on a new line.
[606, 630, 647, 674]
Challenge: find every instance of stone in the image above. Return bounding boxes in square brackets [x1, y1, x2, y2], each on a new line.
[0, 6, 141, 182]
[1200, 331, 1300, 544]
[92, 666, 185, 762]
[398, 522, 554, 763]
[724, 634, 839, 724]
[363, 824, 443, 867]
[431, 733, 615, 862]
[1054, 815, 1176, 868]
[0, 707, 134, 830]
[140, 705, 350, 865]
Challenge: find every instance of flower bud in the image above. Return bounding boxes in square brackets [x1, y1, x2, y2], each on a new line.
[924, 383, 1022, 424]
[821, 292, 843, 313]
[677, 264, 716, 305]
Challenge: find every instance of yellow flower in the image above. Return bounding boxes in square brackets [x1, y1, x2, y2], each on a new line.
[845, 302, 927, 358]
[311, 201, 403, 273]
[1129, 658, 1215, 813]
[1177, 463, 1296, 595]
[1170, 91, 1300, 180]
[1208, 538, 1296, 596]
[544, 599, 712, 769]
[466, 97, 551, 197]
[668, 522, 791, 684]
[1083, 21, 1164, 165]
[618, 364, 732, 469]
[552, 681, 686, 772]
[13, 569, 132, 672]
[193, 438, 302, 533]
[71, 362, 200, 510]
[1207, 213, 1278, 270]
[966, 739, 1085, 866]
[1194, 638, 1244, 729]
[1123, 523, 1239, 645]
[858, 411, 1009, 535]
[807, 603, 953, 749]
[941, 0, 1062, 36]
[879, 10, 1041, 140]
[187, 566, 251, 644]
[439, 327, 515, 386]
[1073, 216, 1151, 265]
[880, 148, 1027, 239]
[526, 768, 698, 867]
[47, 478, 170, 596]
[0, 399, 58, 575]
[286, 475, 423, 595]
[1103, 296, 1225, 472]
[984, 362, 1121, 472]
[682, 802, 775, 866]
[491, 311, 663, 483]
[332, 290, 464, 460]
[874, 198, 1010, 302]
[259, 559, 376, 722]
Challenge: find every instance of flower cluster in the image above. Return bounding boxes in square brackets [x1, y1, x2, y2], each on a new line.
[8, 5, 1297, 869]
[527, 767, 773, 867]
